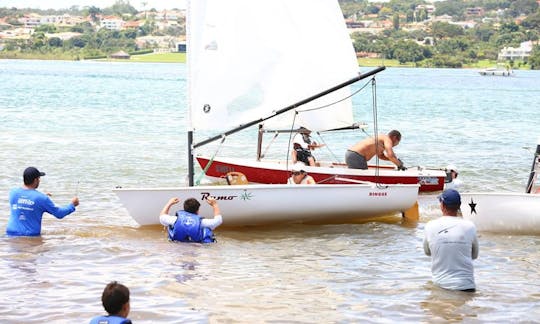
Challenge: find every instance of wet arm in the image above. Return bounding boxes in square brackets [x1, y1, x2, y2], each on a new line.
[471, 236, 479, 259]
[159, 198, 179, 226]
[382, 137, 401, 166]
[42, 196, 76, 219]
[201, 198, 223, 229]
[423, 238, 431, 256]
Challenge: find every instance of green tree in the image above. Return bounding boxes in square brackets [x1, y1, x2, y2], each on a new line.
[521, 12, 540, 32]
[416, 8, 428, 22]
[48, 37, 63, 47]
[393, 40, 424, 63]
[87, 6, 102, 23]
[433, 1, 466, 18]
[431, 22, 464, 40]
[392, 13, 400, 30]
[529, 45, 540, 69]
[35, 24, 57, 33]
[508, 0, 538, 17]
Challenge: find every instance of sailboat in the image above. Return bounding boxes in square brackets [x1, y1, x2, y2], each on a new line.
[113, 0, 420, 227]
[190, 3, 446, 191]
[459, 137, 540, 234]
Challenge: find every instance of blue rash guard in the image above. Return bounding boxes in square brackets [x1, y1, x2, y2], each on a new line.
[168, 210, 215, 243]
[7, 188, 76, 237]
[89, 315, 132, 324]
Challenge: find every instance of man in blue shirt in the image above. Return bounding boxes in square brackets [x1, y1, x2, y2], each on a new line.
[6, 166, 79, 236]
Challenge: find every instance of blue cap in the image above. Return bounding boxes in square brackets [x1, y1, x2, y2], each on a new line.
[438, 189, 461, 206]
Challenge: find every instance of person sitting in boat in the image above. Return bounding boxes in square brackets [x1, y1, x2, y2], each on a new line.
[287, 162, 316, 185]
[444, 164, 463, 191]
[345, 129, 405, 170]
[90, 281, 132, 324]
[292, 126, 325, 166]
[159, 196, 223, 243]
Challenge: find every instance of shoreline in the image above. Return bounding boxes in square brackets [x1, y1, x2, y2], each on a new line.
[0, 52, 529, 70]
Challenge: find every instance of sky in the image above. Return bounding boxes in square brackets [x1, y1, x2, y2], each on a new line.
[0, 0, 186, 10]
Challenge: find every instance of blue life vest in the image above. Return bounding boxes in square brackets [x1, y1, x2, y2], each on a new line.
[89, 315, 131, 324]
[168, 210, 215, 243]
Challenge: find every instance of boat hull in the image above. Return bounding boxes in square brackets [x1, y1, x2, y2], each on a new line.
[460, 192, 540, 234]
[114, 183, 419, 226]
[196, 156, 445, 192]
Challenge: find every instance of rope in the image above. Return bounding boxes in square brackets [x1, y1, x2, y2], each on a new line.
[261, 132, 279, 159]
[195, 135, 227, 185]
[297, 78, 372, 113]
[370, 77, 387, 189]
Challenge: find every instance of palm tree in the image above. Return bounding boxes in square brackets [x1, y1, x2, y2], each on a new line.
[141, 1, 148, 20]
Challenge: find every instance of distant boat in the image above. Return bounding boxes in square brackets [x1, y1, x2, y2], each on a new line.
[478, 64, 513, 76]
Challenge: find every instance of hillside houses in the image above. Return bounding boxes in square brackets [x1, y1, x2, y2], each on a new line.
[0, 9, 185, 52]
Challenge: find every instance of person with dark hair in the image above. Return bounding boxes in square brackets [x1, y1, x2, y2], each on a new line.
[345, 129, 405, 170]
[90, 281, 131, 324]
[287, 163, 316, 185]
[423, 189, 479, 292]
[6, 166, 79, 236]
[159, 196, 223, 243]
[292, 126, 324, 166]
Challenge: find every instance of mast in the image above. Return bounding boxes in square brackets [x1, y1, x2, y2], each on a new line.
[525, 136, 540, 193]
[187, 0, 195, 186]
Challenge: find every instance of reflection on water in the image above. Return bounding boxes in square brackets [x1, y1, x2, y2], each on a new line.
[420, 283, 476, 322]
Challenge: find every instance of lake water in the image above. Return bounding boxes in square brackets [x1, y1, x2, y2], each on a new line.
[1, 59, 540, 323]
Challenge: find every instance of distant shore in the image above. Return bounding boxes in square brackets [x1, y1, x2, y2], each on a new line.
[0, 51, 522, 69]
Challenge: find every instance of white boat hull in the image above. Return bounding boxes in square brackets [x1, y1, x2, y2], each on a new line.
[114, 183, 419, 226]
[460, 192, 540, 234]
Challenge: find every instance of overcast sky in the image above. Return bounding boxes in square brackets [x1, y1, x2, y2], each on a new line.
[0, 0, 186, 10]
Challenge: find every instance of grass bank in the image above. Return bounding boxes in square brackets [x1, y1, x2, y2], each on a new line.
[1, 51, 529, 69]
[129, 52, 185, 63]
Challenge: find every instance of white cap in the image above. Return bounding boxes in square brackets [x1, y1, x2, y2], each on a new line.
[291, 162, 307, 172]
[446, 164, 458, 172]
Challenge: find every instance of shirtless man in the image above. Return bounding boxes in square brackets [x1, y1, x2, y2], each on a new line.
[345, 130, 404, 170]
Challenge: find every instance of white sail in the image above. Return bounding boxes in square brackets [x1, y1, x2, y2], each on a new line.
[188, 0, 359, 132]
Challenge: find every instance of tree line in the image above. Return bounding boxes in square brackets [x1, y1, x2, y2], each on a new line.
[0, 0, 183, 60]
[1, 0, 540, 68]
[343, 0, 540, 69]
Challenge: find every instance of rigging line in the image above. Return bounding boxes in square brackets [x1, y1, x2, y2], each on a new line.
[371, 77, 385, 189]
[195, 136, 227, 186]
[261, 132, 279, 159]
[313, 132, 340, 163]
[295, 78, 372, 113]
[285, 113, 299, 171]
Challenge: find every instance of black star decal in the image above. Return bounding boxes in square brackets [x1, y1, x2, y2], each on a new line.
[469, 198, 477, 215]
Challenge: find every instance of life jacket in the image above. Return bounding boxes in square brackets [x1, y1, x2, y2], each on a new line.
[168, 210, 215, 243]
[89, 315, 131, 324]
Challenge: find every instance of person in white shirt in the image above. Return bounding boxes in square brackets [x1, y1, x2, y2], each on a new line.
[287, 163, 316, 185]
[444, 164, 463, 191]
[423, 189, 479, 292]
[292, 127, 324, 166]
[159, 197, 223, 243]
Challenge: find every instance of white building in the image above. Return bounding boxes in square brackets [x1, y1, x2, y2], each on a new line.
[498, 41, 533, 60]
[101, 17, 125, 31]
